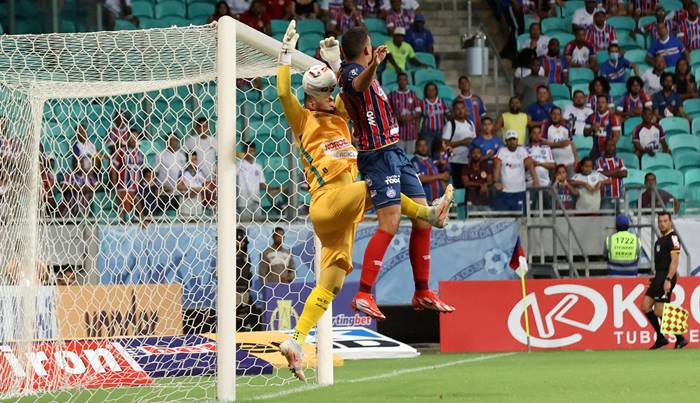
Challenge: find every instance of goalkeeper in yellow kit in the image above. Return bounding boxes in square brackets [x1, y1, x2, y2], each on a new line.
[276, 21, 453, 381]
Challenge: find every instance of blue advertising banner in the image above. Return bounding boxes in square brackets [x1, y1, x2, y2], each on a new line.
[97, 219, 520, 307]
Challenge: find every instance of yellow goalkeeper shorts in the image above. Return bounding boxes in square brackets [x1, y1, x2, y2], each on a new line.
[309, 172, 371, 274]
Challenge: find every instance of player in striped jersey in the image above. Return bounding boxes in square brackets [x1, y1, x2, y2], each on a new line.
[584, 94, 621, 160]
[616, 76, 652, 118]
[540, 38, 569, 84]
[585, 7, 618, 51]
[596, 141, 627, 211]
[275, 23, 452, 380]
[389, 71, 422, 154]
[420, 82, 450, 143]
[678, 3, 700, 50]
[335, 27, 455, 320]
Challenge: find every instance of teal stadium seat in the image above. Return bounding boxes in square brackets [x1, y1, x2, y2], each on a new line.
[271, 19, 289, 35]
[685, 167, 700, 186]
[618, 151, 640, 170]
[617, 136, 636, 153]
[608, 16, 636, 34]
[541, 17, 568, 35]
[597, 50, 609, 64]
[155, 1, 186, 18]
[562, 1, 583, 16]
[660, 117, 690, 136]
[551, 33, 574, 47]
[654, 168, 684, 187]
[414, 68, 445, 86]
[638, 15, 656, 29]
[661, 185, 685, 204]
[132, 1, 155, 18]
[569, 68, 594, 85]
[668, 134, 700, 154]
[683, 98, 700, 119]
[298, 34, 323, 52]
[413, 52, 437, 69]
[161, 16, 191, 27]
[517, 33, 529, 51]
[437, 84, 454, 101]
[610, 83, 626, 99]
[61, 20, 76, 32]
[624, 168, 646, 188]
[618, 34, 645, 50]
[690, 49, 700, 70]
[624, 116, 642, 136]
[382, 69, 398, 85]
[624, 49, 646, 64]
[676, 152, 700, 173]
[664, 0, 683, 11]
[372, 33, 390, 48]
[573, 135, 592, 150]
[642, 153, 674, 170]
[554, 99, 573, 109]
[365, 18, 388, 34]
[550, 83, 570, 101]
[692, 117, 700, 135]
[296, 19, 325, 35]
[188, 2, 213, 19]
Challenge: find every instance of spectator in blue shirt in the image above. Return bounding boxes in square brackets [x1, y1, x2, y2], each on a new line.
[599, 43, 639, 84]
[526, 85, 555, 127]
[646, 22, 687, 68]
[471, 116, 503, 169]
[405, 15, 436, 60]
[652, 72, 690, 120]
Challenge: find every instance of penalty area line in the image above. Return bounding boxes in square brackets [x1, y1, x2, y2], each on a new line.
[249, 352, 517, 401]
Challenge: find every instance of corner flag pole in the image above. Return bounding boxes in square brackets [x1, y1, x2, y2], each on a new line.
[518, 257, 531, 353]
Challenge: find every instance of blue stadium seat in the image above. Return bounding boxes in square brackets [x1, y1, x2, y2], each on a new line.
[296, 19, 325, 35]
[624, 168, 645, 188]
[131, 1, 155, 18]
[365, 18, 388, 34]
[664, 0, 683, 11]
[569, 67, 594, 85]
[661, 185, 685, 205]
[414, 68, 445, 86]
[660, 117, 691, 136]
[550, 83, 571, 101]
[188, 2, 213, 19]
[685, 167, 700, 186]
[618, 151, 639, 170]
[668, 134, 700, 154]
[654, 168, 684, 187]
[383, 83, 399, 94]
[692, 117, 700, 135]
[271, 19, 289, 35]
[676, 152, 700, 174]
[61, 20, 77, 32]
[642, 153, 674, 170]
[155, 1, 186, 18]
[624, 49, 646, 64]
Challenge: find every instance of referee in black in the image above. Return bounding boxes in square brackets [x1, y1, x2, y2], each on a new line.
[641, 212, 688, 350]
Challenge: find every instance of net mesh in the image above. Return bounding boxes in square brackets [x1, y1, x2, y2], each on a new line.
[0, 22, 318, 400]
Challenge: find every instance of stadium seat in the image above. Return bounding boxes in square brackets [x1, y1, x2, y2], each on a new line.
[383, 83, 399, 93]
[155, 1, 186, 18]
[570, 83, 589, 95]
[683, 99, 700, 119]
[132, 1, 155, 18]
[298, 34, 323, 52]
[550, 33, 574, 48]
[414, 68, 445, 86]
[573, 135, 592, 151]
[690, 49, 700, 70]
[562, 1, 583, 16]
[692, 117, 700, 135]
[668, 134, 700, 154]
[188, 2, 213, 19]
[610, 83, 626, 99]
[453, 188, 466, 218]
[608, 16, 636, 34]
[437, 84, 454, 101]
[642, 153, 674, 170]
[618, 151, 639, 170]
[623, 116, 642, 137]
[660, 117, 690, 136]
[654, 168, 684, 187]
[677, 152, 700, 174]
[114, 18, 138, 30]
[364, 18, 388, 34]
[271, 19, 289, 35]
[517, 33, 529, 51]
[297, 19, 325, 35]
[685, 167, 700, 186]
[624, 49, 646, 65]
[618, 34, 645, 50]
[569, 67, 594, 85]
[371, 33, 390, 48]
[413, 52, 437, 69]
[638, 15, 656, 29]
[550, 83, 570, 101]
[617, 136, 635, 153]
[61, 20, 76, 32]
[381, 69, 398, 85]
[624, 168, 645, 188]
[661, 184, 685, 203]
[554, 99, 573, 109]
[664, 0, 683, 11]
[541, 17, 568, 35]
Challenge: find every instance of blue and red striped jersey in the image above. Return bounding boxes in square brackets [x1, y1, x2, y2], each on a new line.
[597, 156, 626, 198]
[586, 93, 614, 114]
[585, 111, 621, 155]
[679, 17, 700, 50]
[616, 91, 652, 113]
[420, 97, 450, 133]
[458, 93, 486, 132]
[411, 154, 444, 202]
[385, 9, 414, 30]
[389, 89, 422, 141]
[540, 55, 569, 84]
[632, 0, 658, 14]
[339, 62, 400, 151]
[643, 19, 675, 41]
[585, 23, 617, 51]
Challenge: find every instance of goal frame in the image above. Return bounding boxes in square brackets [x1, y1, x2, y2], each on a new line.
[216, 16, 332, 401]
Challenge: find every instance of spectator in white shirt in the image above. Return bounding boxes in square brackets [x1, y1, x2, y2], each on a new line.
[177, 152, 207, 218]
[543, 106, 579, 174]
[641, 54, 666, 96]
[523, 22, 551, 58]
[633, 107, 671, 157]
[570, 156, 610, 211]
[381, 0, 419, 12]
[563, 90, 594, 137]
[183, 117, 217, 180]
[71, 123, 101, 175]
[442, 100, 476, 191]
[572, 0, 596, 30]
[237, 142, 280, 222]
[493, 130, 540, 212]
[155, 133, 187, 211]
[527, 126, 556, 208]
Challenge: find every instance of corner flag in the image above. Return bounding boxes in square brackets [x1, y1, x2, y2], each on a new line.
[661, 304, 689, 335]
[510, 236, 531, 351]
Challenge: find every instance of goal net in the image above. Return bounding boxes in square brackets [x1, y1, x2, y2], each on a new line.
[0, 17, 326, 401]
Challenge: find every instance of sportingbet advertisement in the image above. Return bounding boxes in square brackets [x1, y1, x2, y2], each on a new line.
[440, 277, 700, 352]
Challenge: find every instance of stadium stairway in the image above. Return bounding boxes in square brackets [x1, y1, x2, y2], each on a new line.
[421, 0, 512, 114]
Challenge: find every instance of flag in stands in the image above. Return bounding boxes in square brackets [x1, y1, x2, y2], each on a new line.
[509, 237, 529, 277]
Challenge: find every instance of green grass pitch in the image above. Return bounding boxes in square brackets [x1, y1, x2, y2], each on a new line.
[18, 348, 700, 402]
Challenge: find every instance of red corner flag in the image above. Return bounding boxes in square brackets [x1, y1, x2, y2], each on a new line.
[509, 237, 529, 277]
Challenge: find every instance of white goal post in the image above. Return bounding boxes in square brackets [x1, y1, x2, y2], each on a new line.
[0, 15, 331, 402]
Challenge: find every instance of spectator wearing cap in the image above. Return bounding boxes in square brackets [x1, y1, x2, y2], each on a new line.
[646, 22, 687, 68]
[633, 107, 670, 157]
[496, 96, 530, 145]
[652, 72, 689, 120]
[331, 0, 363, 34]
[678, 2, 700, 51]
[585, 7, 618, 51]
[405, 14, 433, 53]
[604, 214, 640, 276]
[616, 76, 652, 119]
[540, 38, 569, 84]
[564, 26, 598, 70]
[385, 27, 428, 71]
[599, 43, 640, 84]
[523, 22, 551, 58]
[239, 0, 271, 34]
[641, 53, 666, 96]
[493, 130, 539, 212]
[573, 0, 597, 30]
[641, 172, 680, 213]
[526, 85, 555, 128]
[385, 0, 415, 34]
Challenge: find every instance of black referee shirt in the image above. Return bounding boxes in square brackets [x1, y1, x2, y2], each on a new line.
[654, 230, 681, 273]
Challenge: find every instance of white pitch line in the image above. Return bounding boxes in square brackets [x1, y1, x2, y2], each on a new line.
[249, 352, 517, 401]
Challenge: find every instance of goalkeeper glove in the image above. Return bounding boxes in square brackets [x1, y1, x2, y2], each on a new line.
[319, 37, 341, 74]
[279, 20, 299, 66]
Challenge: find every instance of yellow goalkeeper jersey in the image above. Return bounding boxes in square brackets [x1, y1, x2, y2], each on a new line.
[277, 65, 358, 194]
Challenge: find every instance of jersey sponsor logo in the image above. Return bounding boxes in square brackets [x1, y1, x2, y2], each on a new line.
[672, 235, 681, 249]
[366, 110, 377, 126]
[384, 175, 400, 185]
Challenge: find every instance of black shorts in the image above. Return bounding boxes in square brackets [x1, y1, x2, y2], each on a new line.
[645, 272, 677, 303]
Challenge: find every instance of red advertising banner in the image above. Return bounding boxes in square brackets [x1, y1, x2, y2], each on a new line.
[440, 277, 700, 352]
[0, 340, 152, 392]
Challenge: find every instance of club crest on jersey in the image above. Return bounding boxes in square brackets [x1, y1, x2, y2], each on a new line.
[386, 187, 397, 198]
